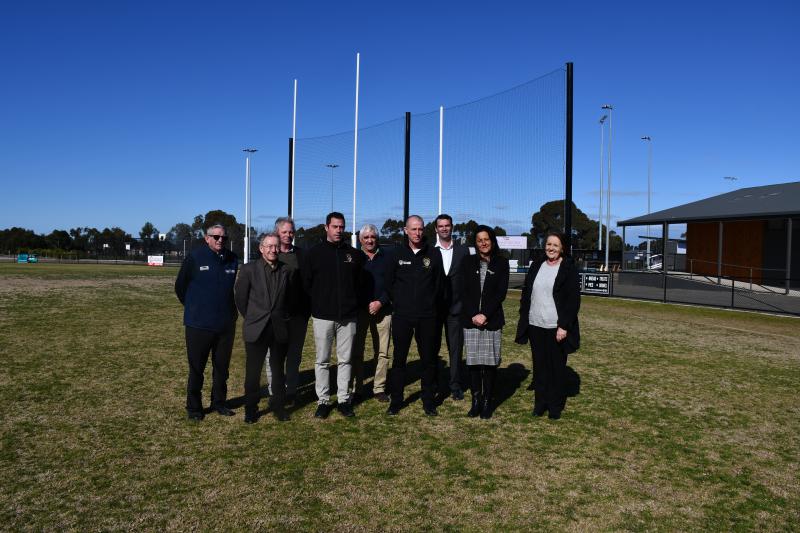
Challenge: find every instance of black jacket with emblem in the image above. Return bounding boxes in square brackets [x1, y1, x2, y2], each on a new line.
[385, 240, 445, 319]
[302, 239, 364, 321]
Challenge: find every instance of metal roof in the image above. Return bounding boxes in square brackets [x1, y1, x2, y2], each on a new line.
[618, 181, 800, 226]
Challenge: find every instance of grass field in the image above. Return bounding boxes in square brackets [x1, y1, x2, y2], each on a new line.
[1, 262, 799, 531]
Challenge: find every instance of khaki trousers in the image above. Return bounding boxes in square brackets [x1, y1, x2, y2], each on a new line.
[351, 308, 392, 394]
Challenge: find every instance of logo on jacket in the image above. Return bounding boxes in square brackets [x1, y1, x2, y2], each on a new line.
[199, 266, 209, 271]
[344, 253, 353, 263]
[398, 260, 411, 265]
[422, 257, 431, 268]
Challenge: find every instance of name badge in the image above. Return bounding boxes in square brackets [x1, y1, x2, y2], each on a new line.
[398, 260, 411, 265]
[199, 266, 209, 271]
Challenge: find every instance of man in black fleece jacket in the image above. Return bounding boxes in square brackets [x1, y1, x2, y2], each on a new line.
[302, 212, 364, 418]
[385, 215, 445, 416]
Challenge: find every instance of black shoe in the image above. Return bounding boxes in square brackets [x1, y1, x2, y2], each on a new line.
[374, 392, 390, 403]
[532, 403, 547, 417]
[244, 412, 258, 424]
[285, 394, 297, 408]
[338, 401, 355, 418]
[480, 399, 493, 419]
[273, 408, 290, 422]
[314, 403, 332, 419]
[451, 388, 465, 401]
[387, 403, 401, 416]
[187, 411, 204, 421]
[214, 406, 236, 417]
[467, 394, 481, 418]
[423, 405, 438, 417]
[548, 410, 562, 420]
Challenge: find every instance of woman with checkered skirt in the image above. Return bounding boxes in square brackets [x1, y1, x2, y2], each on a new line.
[459, 225, 510, 419]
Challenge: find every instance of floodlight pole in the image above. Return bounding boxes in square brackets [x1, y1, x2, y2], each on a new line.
[243, 148, 258, 264]
[602, 104, 613, 270]
[598, 115, 607, 252]
[642, 136, 652, 263]
[326, 163, 339, 212]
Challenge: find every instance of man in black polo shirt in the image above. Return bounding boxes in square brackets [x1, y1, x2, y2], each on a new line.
[385, 215, 445, 416]
[175, 224, 238, 421]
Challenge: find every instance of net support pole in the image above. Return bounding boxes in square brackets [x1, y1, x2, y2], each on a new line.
[717, 221, 724, 284]
[291, 79, 297, 218]
[287, 138, 293, 217]
[662, 222, 668, 302]
[564, 62, 574, 252]
[404, 111, 411, 223]
[352, 52, 360, 247]
[786, 217, 793, 295]
[438, 105, 444, 215]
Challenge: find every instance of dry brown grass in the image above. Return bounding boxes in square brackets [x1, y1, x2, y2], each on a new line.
[1, 264, 799, 531]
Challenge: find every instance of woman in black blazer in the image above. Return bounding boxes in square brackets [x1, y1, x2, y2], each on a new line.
[460, 225, 510, 419]
[515, 230, 580, 419]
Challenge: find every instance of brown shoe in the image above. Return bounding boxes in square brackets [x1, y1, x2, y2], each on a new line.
[374, 392, 390, 403]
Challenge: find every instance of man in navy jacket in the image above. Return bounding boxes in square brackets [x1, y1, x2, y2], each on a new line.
[175, 224, 239, 421]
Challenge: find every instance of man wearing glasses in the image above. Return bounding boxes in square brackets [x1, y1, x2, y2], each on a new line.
[175, 224, 239, 421]
[235, 233, 291, 423]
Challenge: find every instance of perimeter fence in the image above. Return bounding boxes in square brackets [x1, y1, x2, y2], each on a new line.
[292, 68, 567, 247]
[580, 254, 800, 316]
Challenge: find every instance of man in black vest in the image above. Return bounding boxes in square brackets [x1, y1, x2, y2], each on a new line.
[385, 215, 445, 416]
[175, 224, 238, 421]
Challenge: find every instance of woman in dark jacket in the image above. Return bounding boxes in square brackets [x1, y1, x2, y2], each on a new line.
[460, 225, 510, 419]
[515, 230, 580, 419]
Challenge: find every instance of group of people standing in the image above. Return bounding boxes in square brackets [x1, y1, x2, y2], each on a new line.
[174, 213, 580, 424]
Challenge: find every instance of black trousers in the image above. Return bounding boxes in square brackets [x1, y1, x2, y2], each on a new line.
[390, 315, 438, 407]
[528, 325, 568, 413]
[435, 313, 465, 392]
[244, 322, 288, 414]
[469, 364, 497, 400]
[185, 324, 235, 414]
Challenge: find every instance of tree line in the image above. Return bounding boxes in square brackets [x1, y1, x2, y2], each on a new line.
[1, 201, 626, 257]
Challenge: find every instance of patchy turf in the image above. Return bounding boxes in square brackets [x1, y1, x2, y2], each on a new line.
[1, 263, 798, 531]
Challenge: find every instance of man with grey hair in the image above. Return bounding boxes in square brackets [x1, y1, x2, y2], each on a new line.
[235, 232, 291, 423]
[350, 223, 393, 402]
[264, 216, 309, 407]
[175, 224, 238, 421]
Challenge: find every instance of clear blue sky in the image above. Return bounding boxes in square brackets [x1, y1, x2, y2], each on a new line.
[2, 1, 798, 243]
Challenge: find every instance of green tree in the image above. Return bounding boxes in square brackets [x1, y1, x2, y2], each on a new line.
[530, 200, 610, 249]
[45, 229, 71, 250]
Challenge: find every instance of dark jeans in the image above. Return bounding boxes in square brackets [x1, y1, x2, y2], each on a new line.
[185, 324, 235, 414]
[390, 315, 439, 408]
[528, 325, 568, 413]
[244, 322, 288, 415]
[435, 313, 465, 392]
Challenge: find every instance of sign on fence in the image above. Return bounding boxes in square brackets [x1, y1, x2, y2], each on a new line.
[580, 272, 611, 295]
[147, 255, 164, 267]
[497, 236, 528, 250]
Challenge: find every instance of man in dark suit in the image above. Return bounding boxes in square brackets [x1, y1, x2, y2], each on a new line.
[433, 214, 471, 400]
[175, 224, 238, 421]
[234, 233, 292, 424]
